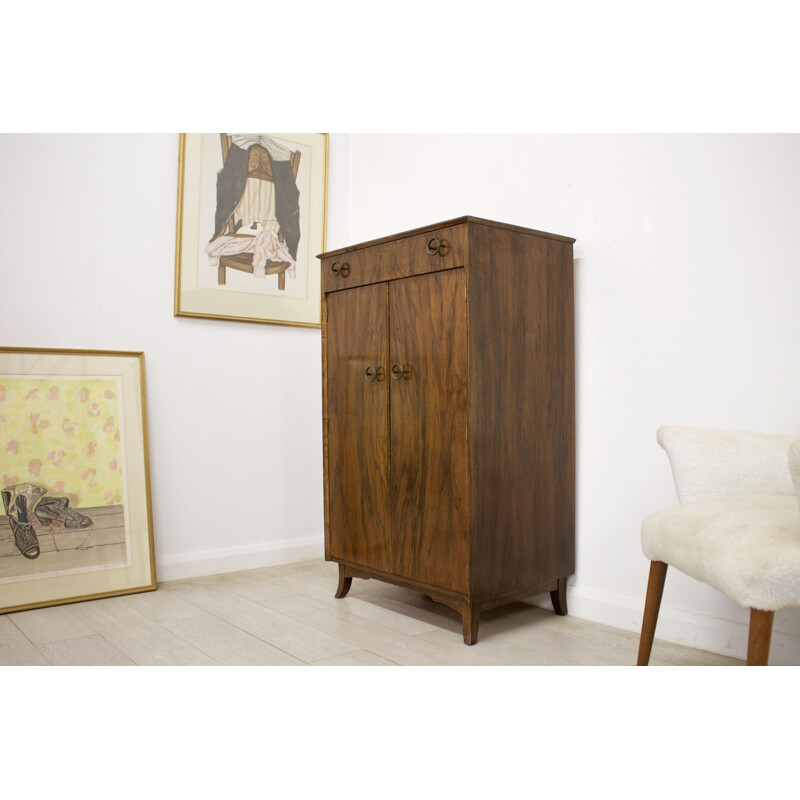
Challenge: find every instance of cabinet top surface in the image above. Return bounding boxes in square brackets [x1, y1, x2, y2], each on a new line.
[317, 216, 576, 258]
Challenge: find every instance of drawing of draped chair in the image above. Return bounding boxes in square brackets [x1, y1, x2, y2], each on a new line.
[1, 483, 93, 560]
[206, 134, 302, 291]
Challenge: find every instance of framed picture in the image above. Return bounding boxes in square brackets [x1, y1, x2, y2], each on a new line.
[174, 132, 328, 328]
[0, 347, 156, 614]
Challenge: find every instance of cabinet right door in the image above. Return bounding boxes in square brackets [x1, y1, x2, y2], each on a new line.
[389, 268, 470, 593]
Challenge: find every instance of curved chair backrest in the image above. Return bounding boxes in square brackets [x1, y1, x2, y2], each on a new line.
[657, 425, 798, 504]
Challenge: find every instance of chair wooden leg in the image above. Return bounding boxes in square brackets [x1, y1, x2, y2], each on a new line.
[746, 609, 774, 666]
[637, 560, 668, 666]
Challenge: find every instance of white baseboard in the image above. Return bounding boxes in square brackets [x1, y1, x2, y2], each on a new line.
[155, 536, 325, 582]
[532, 583, 800, 665]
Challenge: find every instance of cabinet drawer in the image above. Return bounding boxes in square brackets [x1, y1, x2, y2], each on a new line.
[322, 224, 467, 292]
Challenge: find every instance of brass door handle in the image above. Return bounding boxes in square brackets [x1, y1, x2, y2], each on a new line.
[426, 237, 448, 256]
[365, 366, 384, 383]
[331, 261, 351, 277]
[391, 364, 411, 380]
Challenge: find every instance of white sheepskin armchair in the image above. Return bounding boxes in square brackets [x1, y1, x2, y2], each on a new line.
[638, 426, 800, 666]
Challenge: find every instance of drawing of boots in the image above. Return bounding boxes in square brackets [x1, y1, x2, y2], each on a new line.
[34, 495, 94, 532]
[2, 483, 47, 559]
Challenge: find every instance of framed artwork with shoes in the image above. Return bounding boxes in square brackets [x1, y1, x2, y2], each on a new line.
[0, 347, 156, 615]
[174, 132, 328, 328]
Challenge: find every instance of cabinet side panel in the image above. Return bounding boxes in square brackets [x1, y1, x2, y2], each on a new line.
[326, 284, 392, 571]
[468, 226, 575, 599]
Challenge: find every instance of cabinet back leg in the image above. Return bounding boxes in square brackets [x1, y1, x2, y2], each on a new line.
[335, 564, 352, 599]
[462, 604, 480, 645]
[550, 577, 568, 616]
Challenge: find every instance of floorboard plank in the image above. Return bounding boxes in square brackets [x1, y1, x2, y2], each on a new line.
[0, 615, 50, 665]
[39, 634, 136, 666]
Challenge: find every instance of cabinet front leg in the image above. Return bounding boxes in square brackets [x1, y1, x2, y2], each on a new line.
[335, 564, 352, 599]
[462, 603, 480, 645]
[550, 577, 568, 616]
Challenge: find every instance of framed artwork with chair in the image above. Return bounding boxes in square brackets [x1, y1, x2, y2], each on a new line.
[175, 133, 328, 328]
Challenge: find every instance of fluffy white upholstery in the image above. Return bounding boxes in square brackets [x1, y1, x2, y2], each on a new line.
[642, 426, 800, 611]
[642, 495, 800, 610]
[657, 426, 797, 504]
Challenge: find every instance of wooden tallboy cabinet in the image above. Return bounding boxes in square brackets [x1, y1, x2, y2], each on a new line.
[319, 217, 575, 644]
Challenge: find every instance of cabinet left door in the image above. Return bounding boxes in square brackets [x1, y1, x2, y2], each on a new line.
[325, 283, 391, 572]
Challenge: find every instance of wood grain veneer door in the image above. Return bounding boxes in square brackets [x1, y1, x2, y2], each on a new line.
[389, 269, 469, 593]
[326, 284, 391, 572]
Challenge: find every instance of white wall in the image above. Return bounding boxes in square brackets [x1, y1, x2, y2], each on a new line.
[0, 134, 347, 580]
[341, 133, 800, 663]
[3, 133, 799, 662]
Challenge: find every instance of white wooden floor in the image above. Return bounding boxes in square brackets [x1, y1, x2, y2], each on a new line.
[0, 558, 743, 666]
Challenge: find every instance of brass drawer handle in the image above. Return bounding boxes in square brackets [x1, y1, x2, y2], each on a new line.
[391, 364, 411, 380]
[365, 366, 384, 383]
[330, 261, 351, 277]
[426, 237, 448, 257]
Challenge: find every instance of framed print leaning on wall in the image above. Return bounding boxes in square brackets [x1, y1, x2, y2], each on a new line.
[0, 348, 156, 615]
[175, 133, 328, 327]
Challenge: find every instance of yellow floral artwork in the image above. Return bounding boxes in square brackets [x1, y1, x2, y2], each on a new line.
[1, 377, 124, 508]
[0, 348, 154, 613]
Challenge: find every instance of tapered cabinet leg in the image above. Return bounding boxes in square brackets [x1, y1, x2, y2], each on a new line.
[746, 609, 774, 666]
[462, 604, 480, 645]
[637, 560, 668, 666]
[335, 563, 352, 599]
[550, 577, 568, 616]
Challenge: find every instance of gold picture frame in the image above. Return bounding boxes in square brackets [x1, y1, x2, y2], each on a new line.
[0, 347, 156, 614]
[174, 132, 328, 327]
